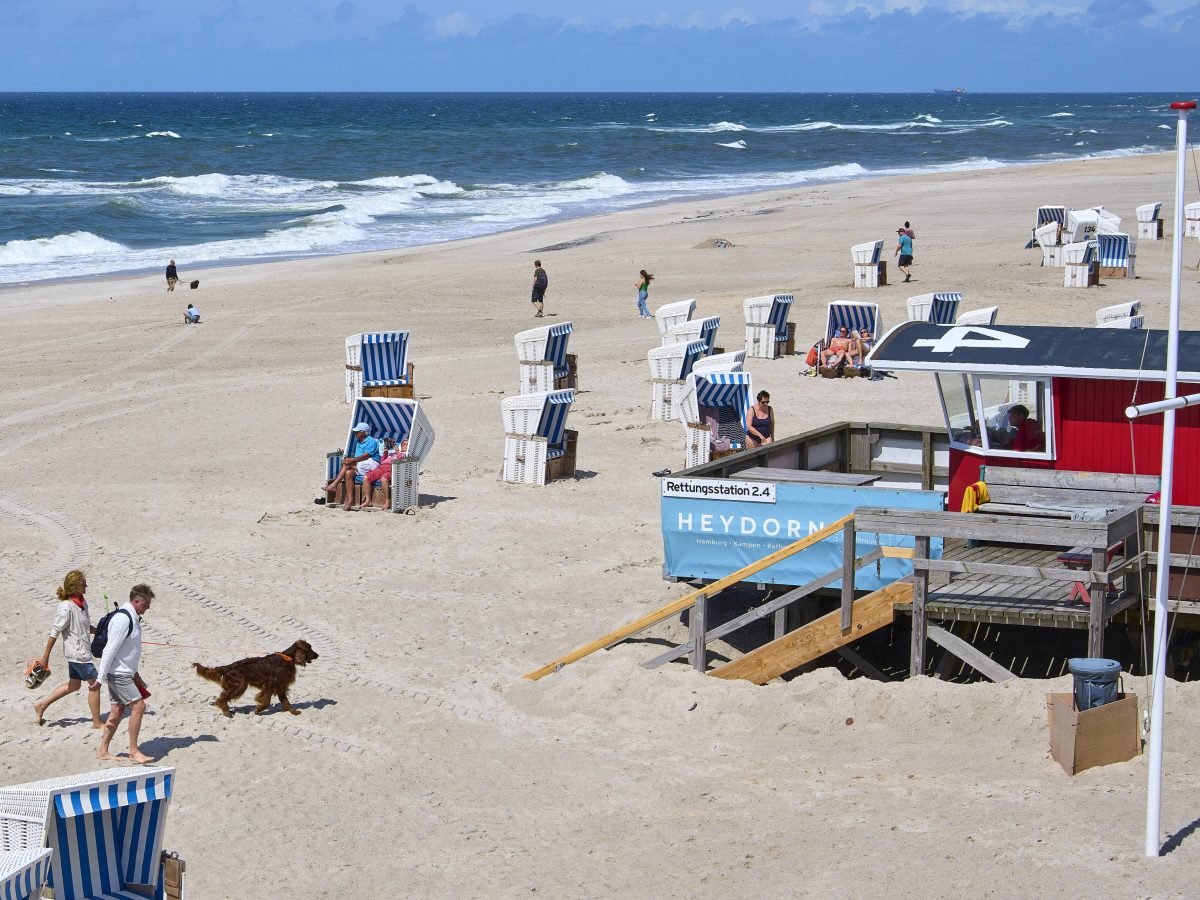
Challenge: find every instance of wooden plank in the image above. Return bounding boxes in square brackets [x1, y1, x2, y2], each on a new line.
[691, 593, 708, 672]
[986, 485, 1152, 507]
[710, 581, 910, 684]
[927, 624, 1017, 682]
[1144, 505, 1200, 528]
[912, 536, 930, 677]
[1089, 548, 1105, 657]
[913, 559, 1111, 583]
[853, 508, 1109, 546]
[836, 647, 892, 682]
[736, 467, 880, 486]
[524, 513, 855, 680]
[841, 520, 856, 631]
[982, 467, 1160, 494]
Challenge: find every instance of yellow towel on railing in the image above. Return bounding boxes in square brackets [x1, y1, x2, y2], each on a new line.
[960, 481, 990, 513]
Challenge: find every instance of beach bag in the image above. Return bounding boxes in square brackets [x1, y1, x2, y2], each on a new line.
[805, 345, 819, 368]
[91, 608, 132, 658]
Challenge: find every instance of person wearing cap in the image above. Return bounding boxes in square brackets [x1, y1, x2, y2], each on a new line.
[895, 227, 914, 283]
[320, 421, 382, 510]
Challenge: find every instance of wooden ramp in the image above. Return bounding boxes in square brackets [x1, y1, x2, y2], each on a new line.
[710, 580, 912, 684]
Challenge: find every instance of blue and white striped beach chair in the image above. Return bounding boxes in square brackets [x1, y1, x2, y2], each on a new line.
[515, 322, 576, 394]
[655, 299, 696, 343]
[648, 340, 709, 421]
[955, 306, 999, 326]
[666, 315, 721, 356]
[822, 301, 881, 377]
[906, 293, 961, 324]
[501, 390, 576, 485]
[743, 293, 795, 359]
[690, 350, 746, 377]
[0, 767, 176, 900]
[677, 372, 754, 468]
[1096, 301, 1141, 326]
[1063, 241, 1097, 288]
[851, 240, 886, 288]
[1036, 206, 1066, 228]
[325, 397, 435, 511]
[1096, 232, 1136, 279]
[0, 848, 52, 900]
[1136, 202, 1163, 240]
[1186, 202, 1200, 238]
[344, 331, 413, 403]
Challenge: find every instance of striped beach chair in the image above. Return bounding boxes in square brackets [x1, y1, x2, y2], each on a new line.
[743, 293, 795, 359]
[0, 848, 52, 900]
[851, 240, 886, 288]
[325, 397, 434, 512]
[677, 372, 754, 468]
[344, 332, 414, 403]
[501, 390, 576, 485]
[1186, 202, 1200, 238]
[1096, 315, 1143, 329]
[691, 350, 746, 377]
[1096, 301, 1141, 326]
[665, 315, 721, 355]
[648, 340, 708, 421]
[654, 299, 696, 343]
[1036, 205, 1066, 228]
[1096, 233, 1136, 279]
[0, 767, 176, 900]
[906, 293, 961, 324]
[1035, 222, 1064, 266]
[955, 306, 999, 326]
[1063, 241, 1098, 288]
[515, 321, 576, 394]
[1136, 202, 1163, 241]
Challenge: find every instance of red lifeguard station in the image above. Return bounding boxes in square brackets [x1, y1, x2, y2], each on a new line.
[865, 322, 1200, 510]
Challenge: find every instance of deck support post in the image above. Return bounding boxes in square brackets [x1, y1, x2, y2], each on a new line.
[841, 520, 857, 632]
[690, 593, 708, 673]
[911, 535, 930, 676]
[1088, 547, 1106, 657]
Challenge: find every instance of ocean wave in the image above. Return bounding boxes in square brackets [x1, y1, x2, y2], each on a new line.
[717, 140, 747, 149]
[1082, 144, 1159, 159]
[915, 114, 942, 123]
[1047, 112, 1075, 117]
[759, 117, 1012, 133]
[138, 173, 335, 198]
[79, 135, 141, 143]
[0, 231, 127, 265]
[648, 121, 748, 133]
[549, 173, 635, 200]
[145, 131, 181, 138]
[0, 184, 32, 196]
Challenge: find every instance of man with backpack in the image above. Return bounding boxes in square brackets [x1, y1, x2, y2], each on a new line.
[95, 584, 156, 764]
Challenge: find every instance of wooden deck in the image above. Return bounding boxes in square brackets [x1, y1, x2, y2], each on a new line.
[894, 539, 1143, 629]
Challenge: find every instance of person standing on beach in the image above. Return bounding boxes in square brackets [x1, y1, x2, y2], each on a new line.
[636, 270, 654, 318]
[895, 228, 914, 283]
[96, 584, 155, 764]
[531, 260, 548, 318]
[32, 570, 103, 729]
[902, 221, 915, 240]
[166, 260, 178, 292]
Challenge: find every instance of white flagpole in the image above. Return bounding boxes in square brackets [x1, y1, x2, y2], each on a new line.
[1141, 99, 1194, 859]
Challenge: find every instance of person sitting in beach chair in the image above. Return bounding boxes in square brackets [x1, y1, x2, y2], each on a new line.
[361, 439, 408, 510]
[184, 303, 200, 324]
[821, 326, 852, 371]
[321, 421, 381, 510]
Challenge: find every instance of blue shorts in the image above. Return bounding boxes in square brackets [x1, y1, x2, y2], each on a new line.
[68, 661, 98, 682]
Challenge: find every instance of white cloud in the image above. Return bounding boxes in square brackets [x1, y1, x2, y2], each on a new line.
[431, 10, 480, 38]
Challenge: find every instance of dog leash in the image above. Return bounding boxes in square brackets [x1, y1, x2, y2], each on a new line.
[141, 640, 273, 654]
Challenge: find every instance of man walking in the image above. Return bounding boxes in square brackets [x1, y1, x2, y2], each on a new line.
[531, 259, 548, 317]
[895, 228, 914, 283]
[97, 584, 155, 764]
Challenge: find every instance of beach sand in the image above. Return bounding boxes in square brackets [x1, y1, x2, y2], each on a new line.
[2, 151, 1200, 897]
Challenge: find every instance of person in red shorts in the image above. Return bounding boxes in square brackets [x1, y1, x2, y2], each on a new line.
[361, 439, 408, 510]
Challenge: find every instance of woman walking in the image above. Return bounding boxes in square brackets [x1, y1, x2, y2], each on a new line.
[636, 270, 654, 318]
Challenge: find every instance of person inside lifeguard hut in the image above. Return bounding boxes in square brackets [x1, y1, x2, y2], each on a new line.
[997, 404, 1045, 452]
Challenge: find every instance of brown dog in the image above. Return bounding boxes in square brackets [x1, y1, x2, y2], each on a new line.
[193, 640, 319, 718]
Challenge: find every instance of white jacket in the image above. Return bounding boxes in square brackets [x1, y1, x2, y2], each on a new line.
[96, 603, 142, 681]
[49, 600, 93, 664]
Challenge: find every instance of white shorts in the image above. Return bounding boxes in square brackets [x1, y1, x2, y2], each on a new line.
[356, 459, 379, 477]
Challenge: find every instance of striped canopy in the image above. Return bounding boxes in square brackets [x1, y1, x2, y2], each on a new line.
[694, 372, 752, 424]
[1036, 206, 1066, 227]
[345, 398, 417, 455]
[766, 295, 794, 340]
[535, 390, 574, 446]
[679, 341, 708, 379]
[0, 848, 52, 900]
[696, 317, 720, 354]
[929, 293, 962, 325]
[359, 332, 411, 386]
[1097, 233, 1132, 267]
[542, 323, 574, 374]
[852, 240, 883, 264]
[826, 302, 880, 342]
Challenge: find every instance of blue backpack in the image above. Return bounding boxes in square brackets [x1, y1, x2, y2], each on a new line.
[91, 607, 132, 659]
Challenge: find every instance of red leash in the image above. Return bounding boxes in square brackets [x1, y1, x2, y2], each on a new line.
[141, 641, 272, 654]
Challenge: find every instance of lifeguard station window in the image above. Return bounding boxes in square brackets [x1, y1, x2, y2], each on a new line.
[936, 373, 1053, 459]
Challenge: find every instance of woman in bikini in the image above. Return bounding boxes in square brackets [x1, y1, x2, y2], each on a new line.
[821, 326, 852, 368]
[745, 391, 775, 448]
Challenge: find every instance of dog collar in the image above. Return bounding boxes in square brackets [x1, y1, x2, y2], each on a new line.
[276, 653, 293, 663]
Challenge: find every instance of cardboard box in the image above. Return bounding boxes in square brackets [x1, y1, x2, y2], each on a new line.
[1046, 692, 1141, 776]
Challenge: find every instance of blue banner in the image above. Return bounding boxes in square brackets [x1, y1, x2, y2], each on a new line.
[661, 481, 943, 590]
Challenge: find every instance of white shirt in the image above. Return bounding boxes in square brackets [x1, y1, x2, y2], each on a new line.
[96, 602, 142, 681]
[49, 600, 93, 664]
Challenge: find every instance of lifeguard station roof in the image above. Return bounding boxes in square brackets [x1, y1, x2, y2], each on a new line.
[866, 322, 1200, 382]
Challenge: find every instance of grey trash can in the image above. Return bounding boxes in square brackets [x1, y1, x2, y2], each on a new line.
[1068, 657, 1122, 710]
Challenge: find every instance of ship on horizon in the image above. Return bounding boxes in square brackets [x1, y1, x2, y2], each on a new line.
[934, 87, 968, 94]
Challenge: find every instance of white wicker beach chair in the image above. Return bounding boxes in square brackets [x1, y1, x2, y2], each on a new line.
[0, 847, 52, 900]
[345, 332, 414, 403]
[1185, 202, 1200, 238]
[654, 299, 696, 342]
[955, 306, 999, 326]
[691, 350, 746, 377]
[648, 340, 708, 421]
[677, 372, 754, 468]
[501, 390, 576, 485]
[1035, 222, 1064, 267]
[1097, 315, 1144, 329]
[906, 293, 961, 324]
[325, 398, 434, 512]
[0, 767, 175, 900]
[1096, 233, 1137, 279]
[1136, 202, 1164, 240]
[1096, 207, 1122, 234]
[1063, 241, 1098, 288]
[1064, 208, 1101, 244]
[851, 240, 886, 288]
[665, 316, 721, 354]
[743, 294, 795, 359]
[1096, 301, 1142, 326]
[515, 321, 576, 394]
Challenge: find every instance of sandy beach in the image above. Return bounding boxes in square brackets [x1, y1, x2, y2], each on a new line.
[3, 151, 1200, 897]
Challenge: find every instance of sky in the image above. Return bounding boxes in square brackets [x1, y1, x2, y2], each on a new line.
[2, 0, 1197, 91]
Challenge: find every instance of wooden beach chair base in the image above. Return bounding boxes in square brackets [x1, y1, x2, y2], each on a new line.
[363, 383, 415, 400]
[1098, 266, 1131, 280]
[819, 366, 842, 379]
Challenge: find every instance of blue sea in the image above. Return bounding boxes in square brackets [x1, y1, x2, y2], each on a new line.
[0, 92, 1185, 285]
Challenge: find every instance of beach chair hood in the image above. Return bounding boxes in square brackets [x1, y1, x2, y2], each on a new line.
[344, 397, 434, 464]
